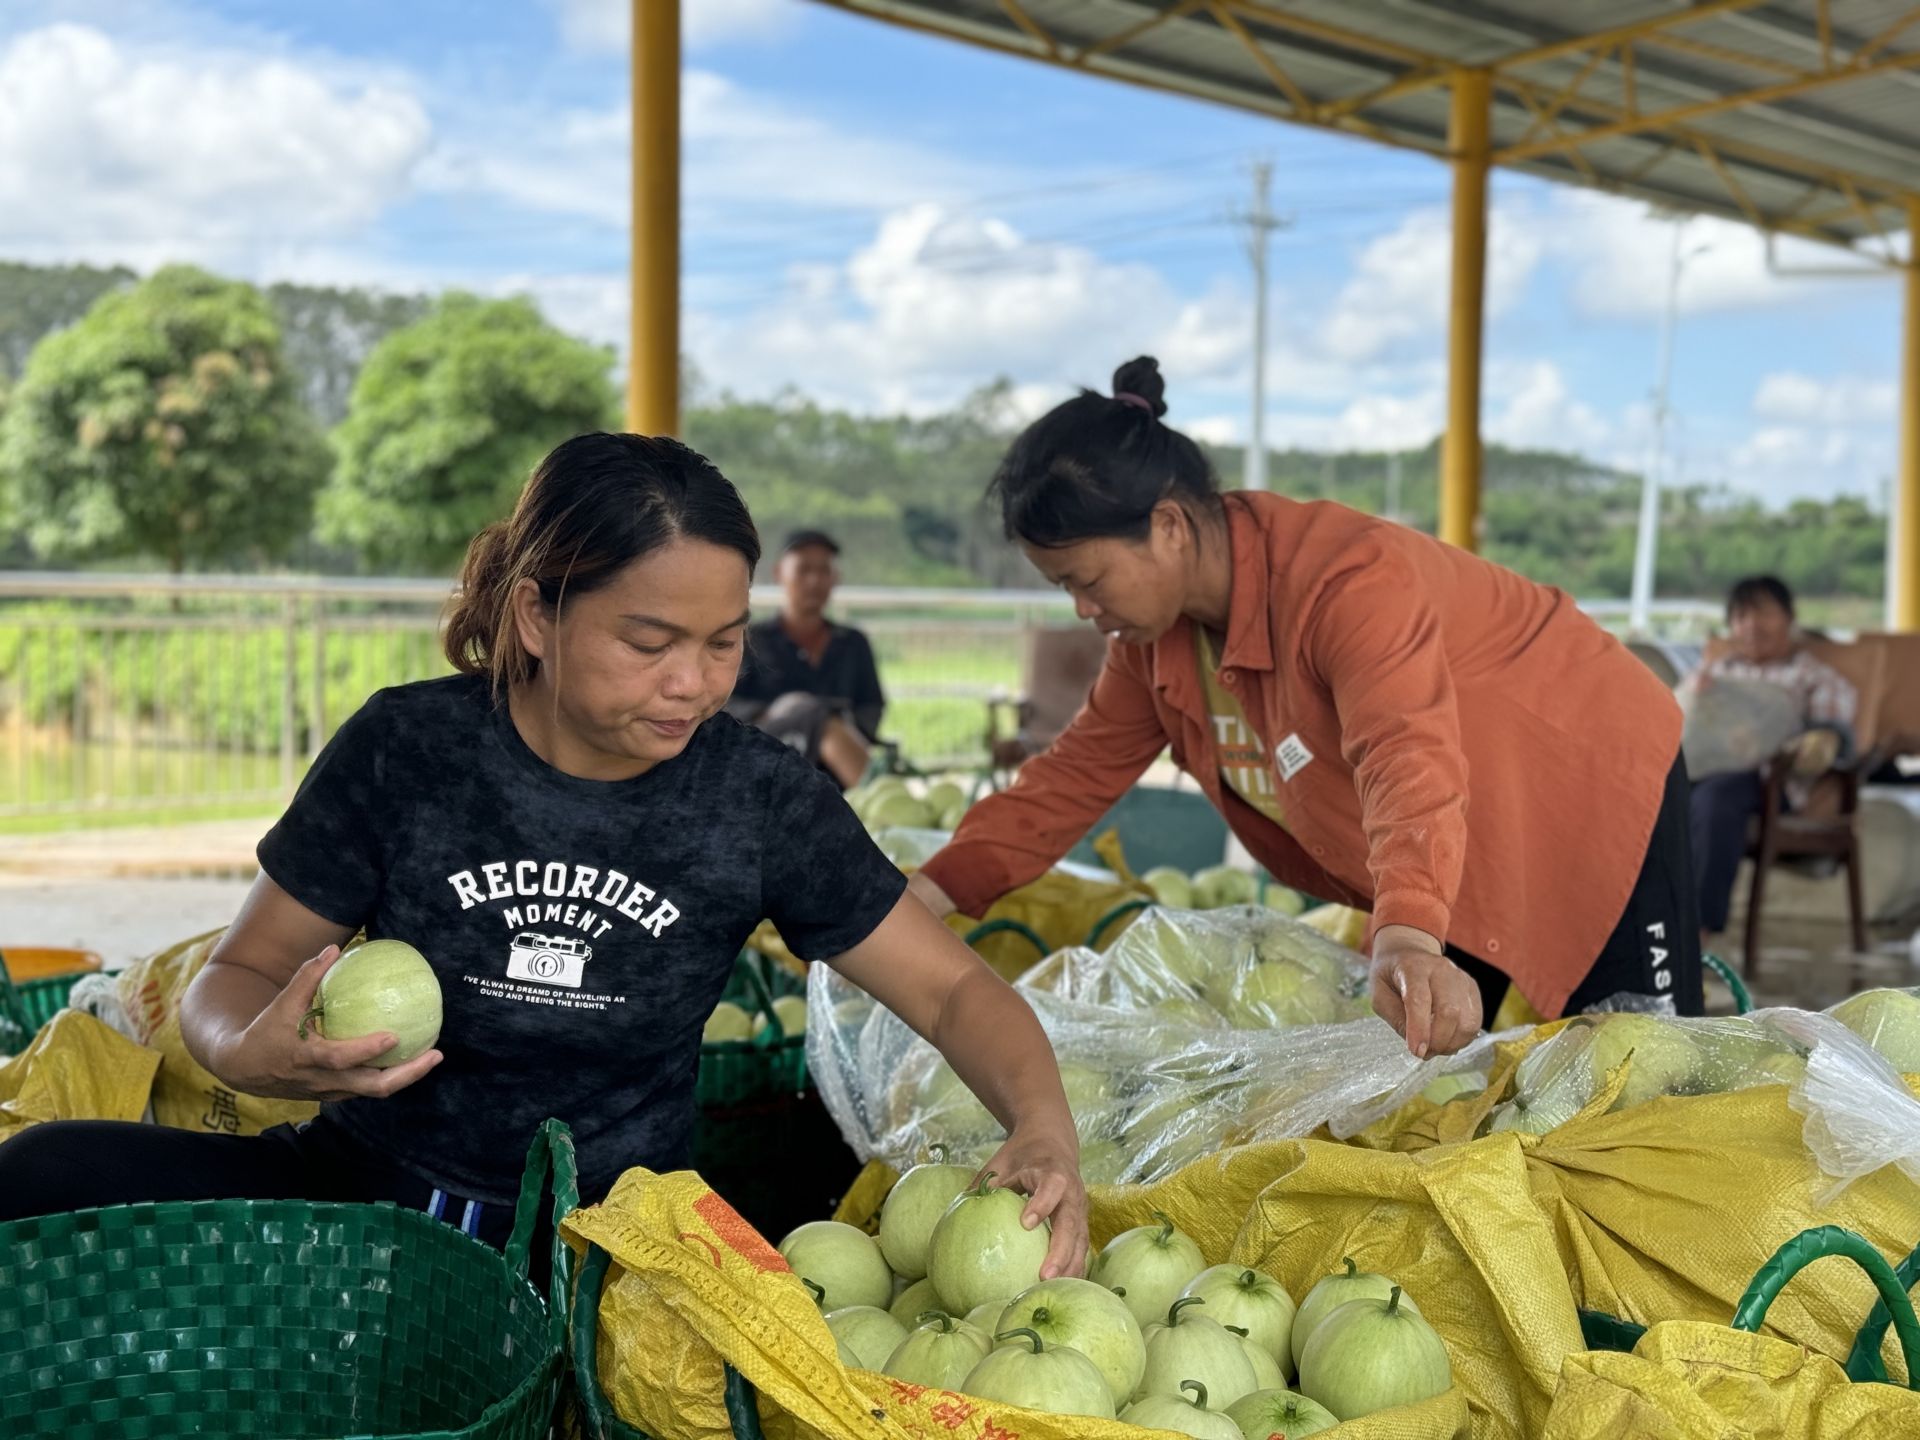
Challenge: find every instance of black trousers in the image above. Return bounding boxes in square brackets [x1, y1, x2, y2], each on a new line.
[1450, 750, 1705, 1019]
[1690, 769, 1766, 934]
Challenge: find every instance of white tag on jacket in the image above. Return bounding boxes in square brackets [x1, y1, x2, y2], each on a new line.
[1276, 733, 1315, 782]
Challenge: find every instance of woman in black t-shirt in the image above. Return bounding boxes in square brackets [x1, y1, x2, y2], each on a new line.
[0, 433, 1090, 1277]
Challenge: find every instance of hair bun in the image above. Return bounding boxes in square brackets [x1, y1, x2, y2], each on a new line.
[1111, 356, 1168, 417]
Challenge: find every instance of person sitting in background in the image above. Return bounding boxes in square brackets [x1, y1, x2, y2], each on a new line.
[1687, 575, 1857, 951]
[727, 529, 885, 789]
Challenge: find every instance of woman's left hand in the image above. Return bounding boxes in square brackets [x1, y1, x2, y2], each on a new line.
[979, 1125, 1090, 1281]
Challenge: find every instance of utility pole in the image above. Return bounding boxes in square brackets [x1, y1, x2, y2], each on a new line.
[1630, 217, 1711, 635]
[1233, 160, 1289, 491]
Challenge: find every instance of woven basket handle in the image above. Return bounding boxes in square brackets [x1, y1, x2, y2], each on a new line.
[1701, 953, 1753, 1014]
[1847, 1238, 1920, 1384]
[504, 1117, 579, 1340]
[1731, 1224, 1920, 1389]
[1085, 899, 1152, 950]
[963, 918, 1048, 959]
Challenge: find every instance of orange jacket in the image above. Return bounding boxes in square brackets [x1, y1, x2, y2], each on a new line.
[920, 492, 1683, 1016]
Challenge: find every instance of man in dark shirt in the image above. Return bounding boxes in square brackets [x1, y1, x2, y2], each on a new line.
[728, 530, 886, 788]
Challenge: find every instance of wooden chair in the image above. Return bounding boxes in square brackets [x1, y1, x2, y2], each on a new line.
[1726, 628, 1920, 978]
[1742, 745, 1878, 979]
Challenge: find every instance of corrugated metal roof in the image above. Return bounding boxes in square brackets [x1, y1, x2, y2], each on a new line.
[810, 0, 1920, 258]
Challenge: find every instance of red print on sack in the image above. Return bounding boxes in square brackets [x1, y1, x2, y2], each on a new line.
[888, 1381, 929, 1403]
[928, 1396, 976, 1430]
[979, 1421, 1020, 1440]
[692, 1191, 787, 1273]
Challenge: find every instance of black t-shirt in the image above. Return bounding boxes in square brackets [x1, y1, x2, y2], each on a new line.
[732, 618, 886, 740]
[256, 673, 906, 1203]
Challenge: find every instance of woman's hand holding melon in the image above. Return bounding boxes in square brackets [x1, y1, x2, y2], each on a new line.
[213, 944, 444, 1102]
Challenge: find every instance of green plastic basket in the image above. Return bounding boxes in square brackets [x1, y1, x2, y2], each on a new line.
[694, 952, 808, 1109]
[572, 1242, 762, 1440]
[0, 951, 96, 1049]
[0, 1118, 580, 1439]
[1579, 1224, 1920, 1390]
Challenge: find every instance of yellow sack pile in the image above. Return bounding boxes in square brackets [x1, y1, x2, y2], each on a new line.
[568, 1165, 1470, 1440]
[1546, 1322, 1920, 1438]
[0, 1010, 159, 1144]
[117, 928, 318, 1136]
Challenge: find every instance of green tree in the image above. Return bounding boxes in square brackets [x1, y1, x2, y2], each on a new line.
[323, 294, 619, 573]
[0, 264, 329, 573]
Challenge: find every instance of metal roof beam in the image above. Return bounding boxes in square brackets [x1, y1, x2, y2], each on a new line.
[1385, 0, 1920, 173]
[1497, 45, 1920, 165]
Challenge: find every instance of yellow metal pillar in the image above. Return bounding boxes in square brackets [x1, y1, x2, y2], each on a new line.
[1441, 68, 1491, 552]
[629, 0, 680, 435]
[1898, 197, 1920, 631]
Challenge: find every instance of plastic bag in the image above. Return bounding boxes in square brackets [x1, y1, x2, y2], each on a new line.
[1773, 1004, 1920, 1204]
[1482, 1009, 1816, 1135]
[0, 1010, 159, 1144]
[810, 906, 1455, 1184]
[1679, 672, 1803, 779]
[568, 1165, 1472, 1440]
[116, 929, 319, 1136]
[63, 971, 139, 1041]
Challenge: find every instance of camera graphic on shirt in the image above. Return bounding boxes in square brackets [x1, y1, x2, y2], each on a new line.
[506, 931, 593, 989]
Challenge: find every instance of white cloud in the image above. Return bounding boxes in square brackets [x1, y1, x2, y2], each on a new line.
[1752, 372, 1898, 426]
[550, 0, 802, 53]
[1488, 359, 1610, 451]
[688, 203, 1195, 415]
[421, 69, 1016, 231]
[0, 24, 429, 269]
[1321, 203, 1542, 364]
[1542, 189, 1881, 320]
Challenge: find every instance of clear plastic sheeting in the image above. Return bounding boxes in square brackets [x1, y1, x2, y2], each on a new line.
[1771, 995, 1920, 1202]
[809, 905, 1472, 1184]
[1020, 904, 1375, 1027]
[1678, 673, 1803, 780]
[1483, 1011, 1815, 1136]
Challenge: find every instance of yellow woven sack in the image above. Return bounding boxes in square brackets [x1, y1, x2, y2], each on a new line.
[0, 1010, 159, 1143]
[1236, 1133, 1585, 1440]
[116, 928, 318, 1136]
[1511, 1083, 1920, 1384]
[568, 1165, 1469, 1440]
[1545, 1322, 1920, 1439]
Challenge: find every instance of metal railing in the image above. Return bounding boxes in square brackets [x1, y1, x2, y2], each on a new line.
[0, 571, 1723, 826]
[0, 573, 1074, 823]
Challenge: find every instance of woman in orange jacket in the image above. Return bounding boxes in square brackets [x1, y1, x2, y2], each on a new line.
[910, 358, 1703, 1058]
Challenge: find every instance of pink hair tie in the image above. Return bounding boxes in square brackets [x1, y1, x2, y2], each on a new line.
[1114, 391, 1155, 414]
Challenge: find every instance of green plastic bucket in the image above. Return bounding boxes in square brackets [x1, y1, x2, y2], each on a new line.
[0, 1118, 579, 1438]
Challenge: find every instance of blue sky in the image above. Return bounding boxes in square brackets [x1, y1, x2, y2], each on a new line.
[0, 0, 1906, 506]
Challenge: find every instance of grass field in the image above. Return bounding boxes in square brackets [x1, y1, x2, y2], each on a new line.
[0, 603, 1025, 827]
